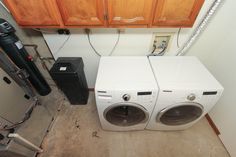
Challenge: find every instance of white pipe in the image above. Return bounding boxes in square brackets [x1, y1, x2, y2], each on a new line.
[8, 133, 43, 153]
[0, 1, 10, 13]
[177, 0, 224, 56]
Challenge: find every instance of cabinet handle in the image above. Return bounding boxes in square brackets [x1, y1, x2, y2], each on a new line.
[113, 17, 144, 23]
[74, 17, 99, 21]
[90, 17, 100, 21]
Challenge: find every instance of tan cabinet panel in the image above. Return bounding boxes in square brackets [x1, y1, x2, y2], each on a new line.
[4, 0, 205, 28]
[107, 0, 156, 26]
[57, 0, 106, 26]
[4, 0, 62, 26]
[152, 0, 205, 27]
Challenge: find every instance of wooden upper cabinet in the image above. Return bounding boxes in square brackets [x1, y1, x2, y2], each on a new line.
[152, 0, 205, 27]
[106, 0, 156, 26]
[3, 0, 62, 27]
[4, 0, 205, 28]
[56, 0, 106, 26]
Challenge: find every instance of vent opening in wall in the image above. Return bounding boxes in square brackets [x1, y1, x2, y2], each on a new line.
[24, 94, 30, 100]
[3, 76, 11, 84]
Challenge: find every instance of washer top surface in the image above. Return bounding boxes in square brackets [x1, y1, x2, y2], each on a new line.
[96, 56, 158, 91]
[149, 56, 223, 90]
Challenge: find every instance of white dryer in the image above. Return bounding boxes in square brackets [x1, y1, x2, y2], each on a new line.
[95, 56, 158, 131]
[146, 56, 224, 130]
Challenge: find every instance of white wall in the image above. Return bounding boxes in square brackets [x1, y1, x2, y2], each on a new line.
[43, 0, 214, 88]
[187, 0, 236, 156]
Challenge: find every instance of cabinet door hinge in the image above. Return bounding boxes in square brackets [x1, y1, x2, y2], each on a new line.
[104, 14, 108, 21]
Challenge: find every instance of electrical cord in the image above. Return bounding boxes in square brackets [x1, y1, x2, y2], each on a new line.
[32, 28, 56, 34]
[156, 46, 167, 56]
[177, 27, 181, 48]
[148, 42, 167, 56]
[151, 45, 157, 54]
[1, 100, 37, 130]
[53, 34, 71, 56]
[108, 30, 121, 56]
[87, 32, 101, 57]
[86, 29, 121, 57]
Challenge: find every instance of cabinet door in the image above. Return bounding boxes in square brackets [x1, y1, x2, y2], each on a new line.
[152, 0, 205, 27]
[56, 0, 105, 26]
[4, 0, 62, 27]
[107, 0, 156, 26]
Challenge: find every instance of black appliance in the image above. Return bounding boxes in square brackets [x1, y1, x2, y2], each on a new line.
[0, 18, 51, 96]
[50, 57, 89, 104]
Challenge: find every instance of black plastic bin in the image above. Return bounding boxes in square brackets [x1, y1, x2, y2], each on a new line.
[50, 57, 89, 105]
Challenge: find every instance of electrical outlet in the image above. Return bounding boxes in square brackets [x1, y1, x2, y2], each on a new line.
[150, 33, 173, 54]
[57, 29, 70, 35]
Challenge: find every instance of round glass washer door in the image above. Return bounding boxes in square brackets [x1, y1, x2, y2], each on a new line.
[104, 103, 149, 127]
[156, 102, 203, 126]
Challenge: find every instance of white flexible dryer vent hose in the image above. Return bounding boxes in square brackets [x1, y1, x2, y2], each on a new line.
[177, 0, 224, 56]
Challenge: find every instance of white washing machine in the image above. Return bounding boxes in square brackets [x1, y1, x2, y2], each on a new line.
[146, 56, 224, 130]
[95, 56, 158, 131]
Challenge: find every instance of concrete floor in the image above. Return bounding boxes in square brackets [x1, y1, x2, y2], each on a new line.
[38, 91, 229, 157]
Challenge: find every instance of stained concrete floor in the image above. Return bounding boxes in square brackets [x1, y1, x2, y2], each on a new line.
[38, 90, 229, 157]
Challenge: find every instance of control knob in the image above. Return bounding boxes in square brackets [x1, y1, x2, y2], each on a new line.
[122, 94, 130, 101]
[187, 94, 196, 101]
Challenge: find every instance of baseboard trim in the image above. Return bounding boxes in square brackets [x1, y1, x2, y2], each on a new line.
[205, 114, 220, 135]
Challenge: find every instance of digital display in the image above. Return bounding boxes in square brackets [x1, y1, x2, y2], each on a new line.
[203, 91, 217, 95]
[137, 92, 152, 95]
